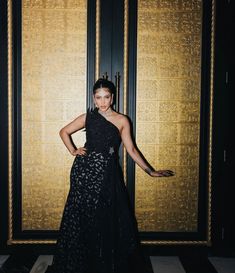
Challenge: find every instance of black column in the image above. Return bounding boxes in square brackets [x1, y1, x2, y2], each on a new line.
[0, 0, 9, 252]
[212, 0, 235, 254]
[99, 0, 124, 112]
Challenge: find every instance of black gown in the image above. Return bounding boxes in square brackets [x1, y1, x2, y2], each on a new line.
[47, 107, 149, 273]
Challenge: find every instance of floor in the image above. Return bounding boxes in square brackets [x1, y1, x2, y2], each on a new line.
[1, 255, 235, 273]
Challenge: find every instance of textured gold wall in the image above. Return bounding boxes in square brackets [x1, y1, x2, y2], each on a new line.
[136, 0, 202, 232]
[22, 0, 87, 230]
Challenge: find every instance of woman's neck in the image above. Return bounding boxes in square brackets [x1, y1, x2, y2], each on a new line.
[98, 107, 113, 117]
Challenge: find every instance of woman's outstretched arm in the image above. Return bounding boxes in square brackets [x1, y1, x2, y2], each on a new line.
[120, 116, 174, 177]
[59, 113, 87, 156]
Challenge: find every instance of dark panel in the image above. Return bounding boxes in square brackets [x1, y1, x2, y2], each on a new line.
[87, 0, 97, 108]
[126, 0, 137, 209]
[99, 0, 124, 164]
[111, 0, 124, 113]
[12, 0, 23, 239]
[0, 0, 9, 252]
[212, 0, 235, 253]
[99, 0, 124, 102]
[99, 0, 113, 78]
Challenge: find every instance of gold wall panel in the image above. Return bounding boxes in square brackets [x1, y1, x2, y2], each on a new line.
[22, 0, 87, 230]
[136, 0, 202, 232]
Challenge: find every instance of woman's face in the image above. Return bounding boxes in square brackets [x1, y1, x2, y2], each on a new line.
[93, 88, 113, 112]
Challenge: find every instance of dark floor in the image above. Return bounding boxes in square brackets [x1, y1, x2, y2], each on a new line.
[1, 254, 235, 273]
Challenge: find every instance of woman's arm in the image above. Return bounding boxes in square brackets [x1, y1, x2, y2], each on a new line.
[120, 116, 174, 177]
[59, 113, 87, 156]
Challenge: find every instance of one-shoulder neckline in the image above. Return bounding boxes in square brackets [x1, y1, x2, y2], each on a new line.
[95, 108, 121, 137]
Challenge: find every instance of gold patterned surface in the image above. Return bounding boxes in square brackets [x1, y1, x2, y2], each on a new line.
[21, 0, 87, 230]
[136, 0, 202, 232]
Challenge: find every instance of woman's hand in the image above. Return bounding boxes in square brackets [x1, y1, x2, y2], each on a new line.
[150, 169, 175, 177]
[71, 147, 87, 156]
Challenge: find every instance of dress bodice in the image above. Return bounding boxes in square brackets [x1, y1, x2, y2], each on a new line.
[84, 107, 121, 157]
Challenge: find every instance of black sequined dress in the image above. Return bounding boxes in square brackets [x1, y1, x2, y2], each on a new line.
[48, 107, 147, 273]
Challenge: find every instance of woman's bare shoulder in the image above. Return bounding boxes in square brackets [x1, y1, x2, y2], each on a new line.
[69, 112, 87, 126]
[76, 112, 87, 120]
[113, 111, 130, 125]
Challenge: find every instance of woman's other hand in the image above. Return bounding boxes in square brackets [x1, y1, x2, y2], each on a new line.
[71, 147, 87, 156]
[150, 169, 175, 177]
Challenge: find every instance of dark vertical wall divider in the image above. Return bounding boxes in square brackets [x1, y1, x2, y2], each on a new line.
[12, 0, 22, 240]
[0, 0, 9, 253]
[99, 0, 124, 113]
[87, 0, 97, 107]
[212, 0, 235, 253]
[126, 0, 137, 211]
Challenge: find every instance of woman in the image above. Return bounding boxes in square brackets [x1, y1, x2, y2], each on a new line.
[47, 78, 174, 273]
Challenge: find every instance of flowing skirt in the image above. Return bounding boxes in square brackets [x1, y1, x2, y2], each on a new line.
[47, 151, 148, 273]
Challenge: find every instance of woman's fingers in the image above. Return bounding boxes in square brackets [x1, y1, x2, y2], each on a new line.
[157, 170, 175, 177]
[80, 147, 87, 155]
[80, 148, 87, 155]
[164, 170, 175, 176]
[75, 147, 87, 155]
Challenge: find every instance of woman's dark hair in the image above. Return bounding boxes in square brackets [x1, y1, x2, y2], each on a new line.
[93, 78, 116, 95]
